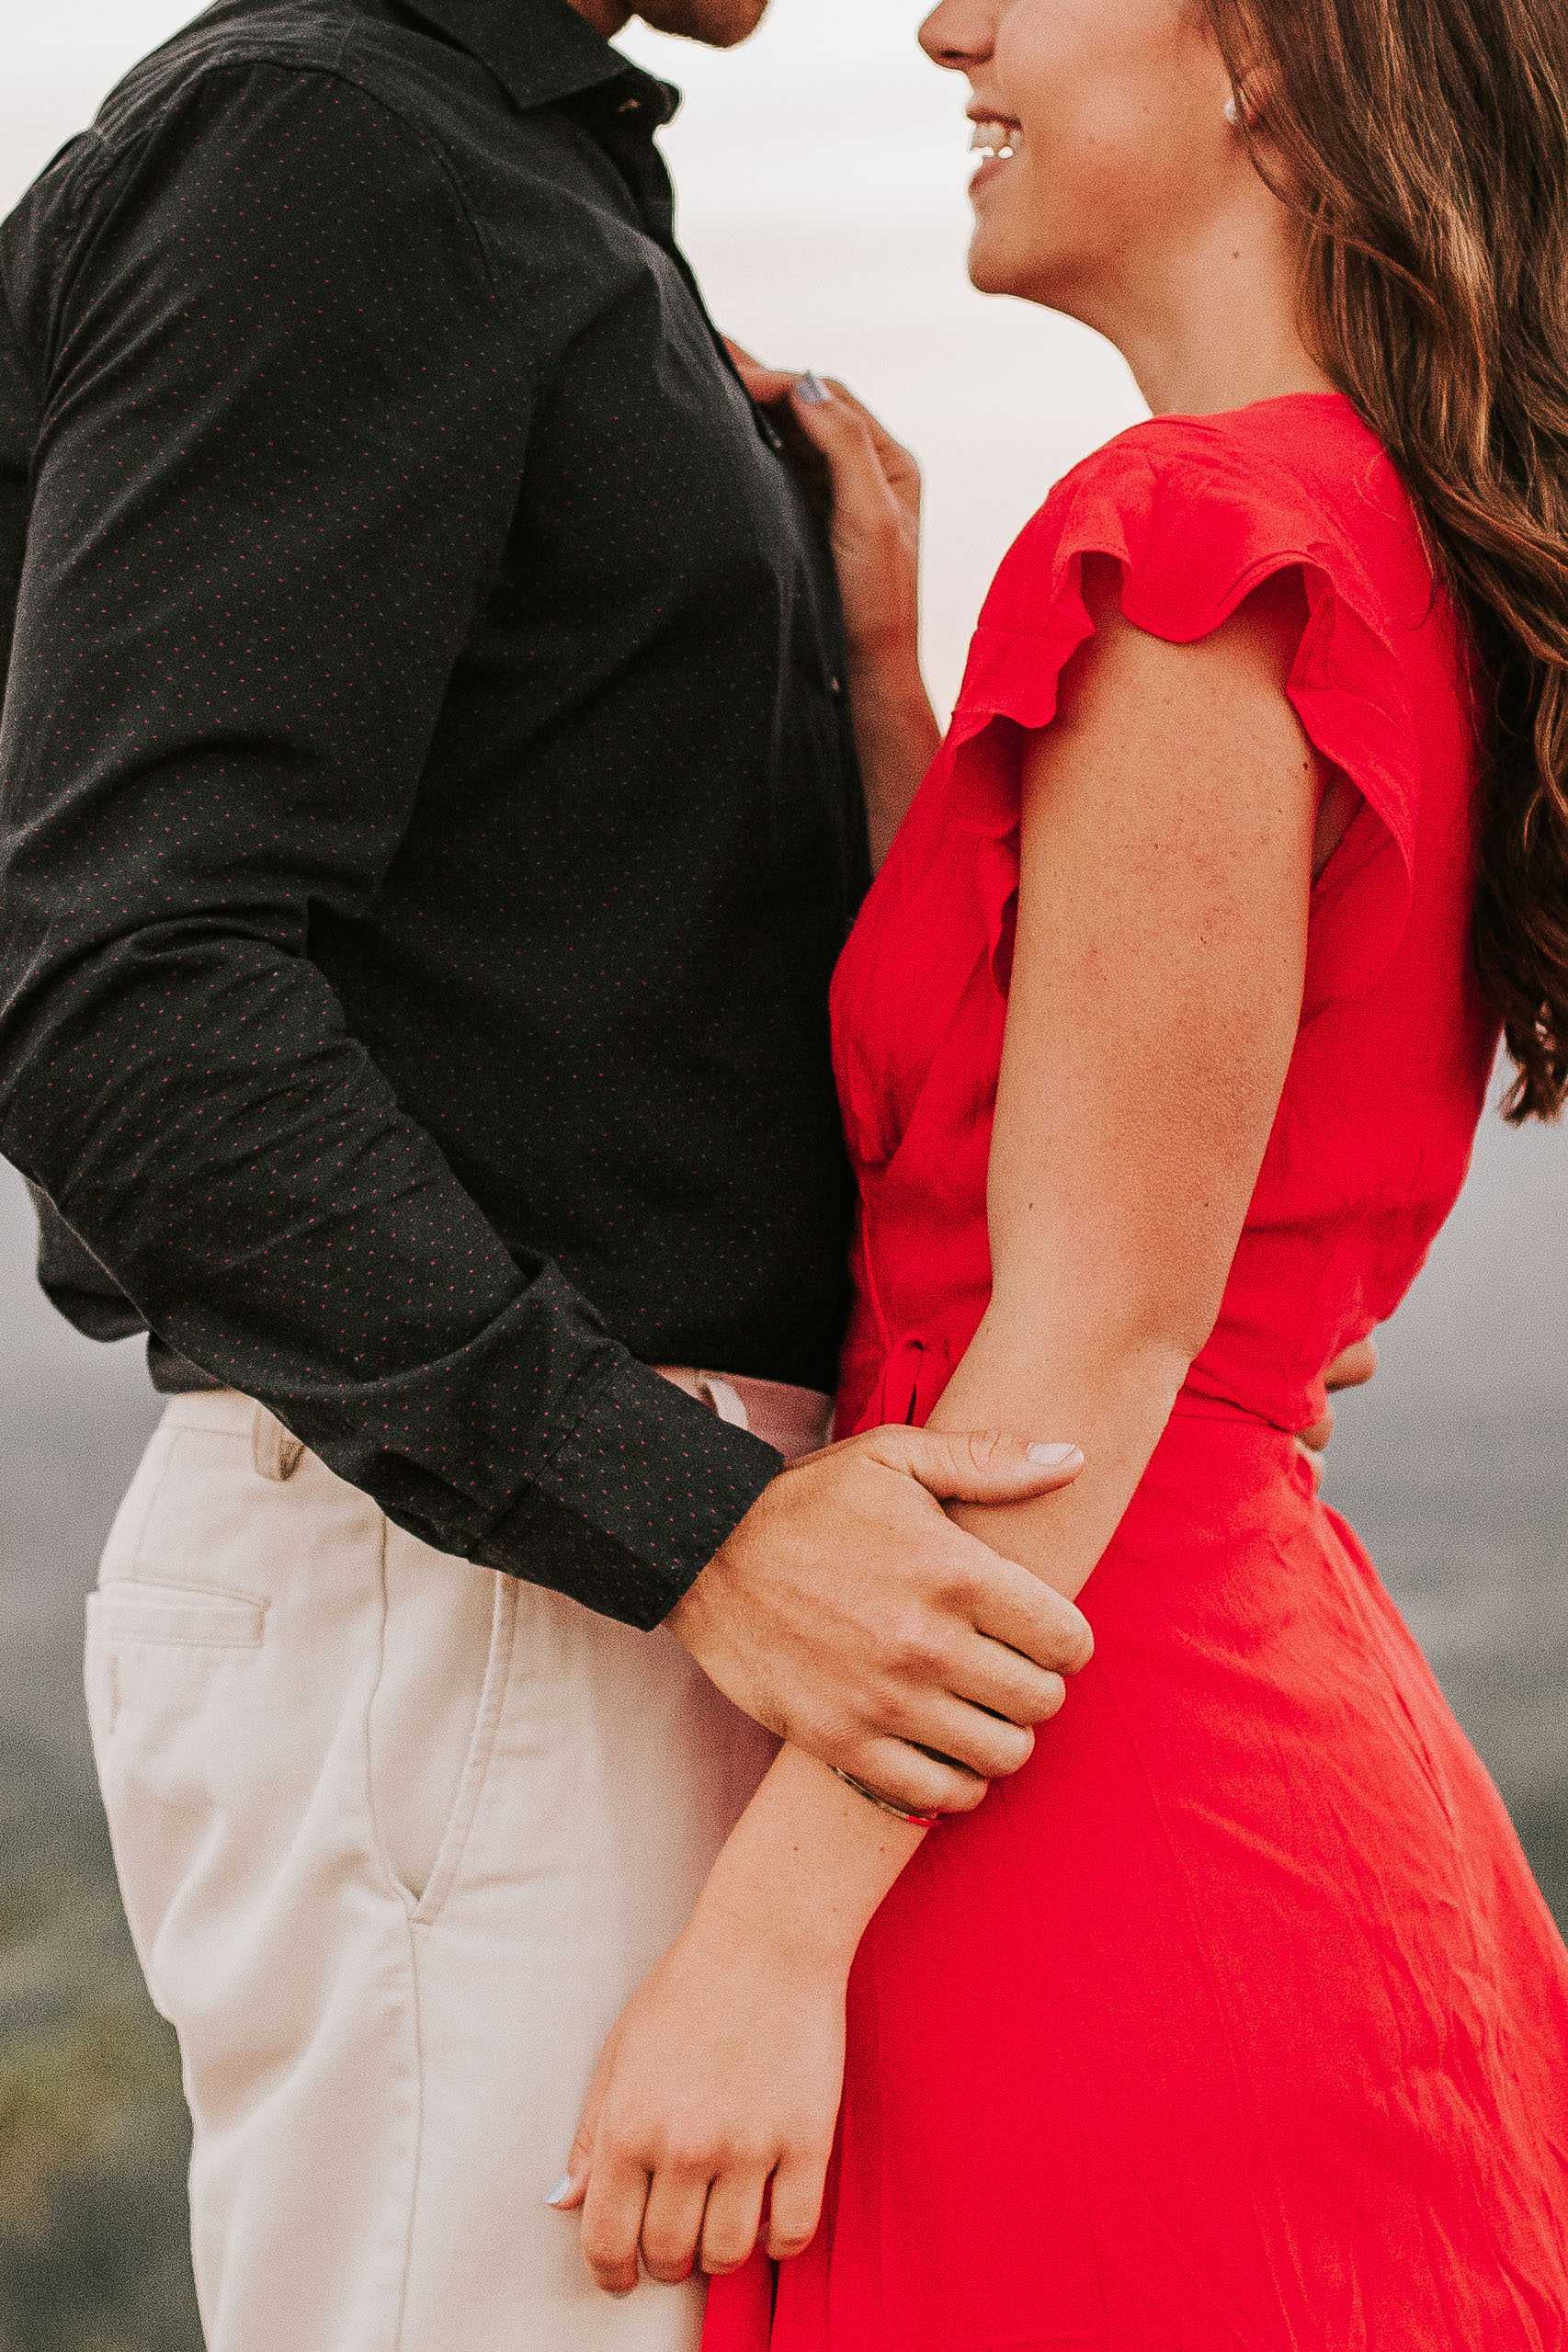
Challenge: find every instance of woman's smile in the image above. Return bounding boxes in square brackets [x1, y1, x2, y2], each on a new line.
[968, 111, 1023, 193]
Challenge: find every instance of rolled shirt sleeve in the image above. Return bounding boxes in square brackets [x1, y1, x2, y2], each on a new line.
[0, 62, 780, 1627]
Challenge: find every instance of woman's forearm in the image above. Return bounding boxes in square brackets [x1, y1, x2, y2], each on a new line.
[685, 1329, 1189, 1986]
[848, 655, 942, 869]
[934, 1312, 1194, 1609]
[686, 1739, 926, 1984]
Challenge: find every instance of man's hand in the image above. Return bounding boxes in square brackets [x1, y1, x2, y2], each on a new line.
[1299, 1336, 1380, 1490]
[665, 1426, 1092, 1817]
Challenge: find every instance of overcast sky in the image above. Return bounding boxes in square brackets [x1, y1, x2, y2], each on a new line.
[4, 0, 1146, 709]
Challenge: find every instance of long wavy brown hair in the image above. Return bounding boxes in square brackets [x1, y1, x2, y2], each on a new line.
[1206, 0, 1568, 1119]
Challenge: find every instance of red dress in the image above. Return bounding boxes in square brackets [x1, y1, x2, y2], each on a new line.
[705, 394, 1568, 2350]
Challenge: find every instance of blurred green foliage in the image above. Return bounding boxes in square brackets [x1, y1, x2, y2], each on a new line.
[0, 1738, 201, 2352]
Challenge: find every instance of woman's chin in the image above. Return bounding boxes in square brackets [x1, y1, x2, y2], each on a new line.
[966, 235, 1028, 301]
[966, 228, 1081, 315]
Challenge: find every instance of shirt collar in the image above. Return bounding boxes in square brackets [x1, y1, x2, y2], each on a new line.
[393, 0, 681, 120]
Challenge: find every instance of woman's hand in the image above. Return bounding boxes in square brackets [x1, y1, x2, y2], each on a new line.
[726, 343, 941, 865]
[788, 373, 924, 683]
[726, 344, 924, 679]
[552, 1908, 848, 2293]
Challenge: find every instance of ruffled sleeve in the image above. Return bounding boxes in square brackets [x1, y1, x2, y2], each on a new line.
[942, 413, 1425, 1006]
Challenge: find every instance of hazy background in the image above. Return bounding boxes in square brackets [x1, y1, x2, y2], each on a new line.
[2, 3, 1565, 2346]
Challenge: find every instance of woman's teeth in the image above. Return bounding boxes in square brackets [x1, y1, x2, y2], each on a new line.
[970, 121, 1020, 161]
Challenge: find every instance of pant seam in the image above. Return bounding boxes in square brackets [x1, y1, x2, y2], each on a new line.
[409, 1574, 517, 1928]
[392, 1903, 426, 2352]
[352, 1506, 424, 2351]
[361, 1510, 413, 1912]
[392, 1585, 517, 2345]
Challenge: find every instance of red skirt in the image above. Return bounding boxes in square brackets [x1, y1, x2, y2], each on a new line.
[705, 1407, 1568, 2350]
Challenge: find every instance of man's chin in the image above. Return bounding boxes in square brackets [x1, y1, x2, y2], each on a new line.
[632, 0, 771, 49]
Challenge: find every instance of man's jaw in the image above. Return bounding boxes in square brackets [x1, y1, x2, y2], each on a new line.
[620, 0, 772, 50]
[562, 0, 634, 39]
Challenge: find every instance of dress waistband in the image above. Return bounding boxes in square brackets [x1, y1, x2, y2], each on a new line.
[856, 1328, 1304, 1447]
[1168, 1389, 1295, 1435]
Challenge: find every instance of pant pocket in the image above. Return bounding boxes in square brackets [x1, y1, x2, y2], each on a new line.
[88, 1581, 266, 1659]
[85, 1415, 387, 2035]
[367, 1522, 517, 1917]
[85, 1578, 273, 2017]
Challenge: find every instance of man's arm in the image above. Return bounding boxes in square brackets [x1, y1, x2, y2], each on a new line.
[0, 62, 1096, 1782]
[0, 62, 780, 1624]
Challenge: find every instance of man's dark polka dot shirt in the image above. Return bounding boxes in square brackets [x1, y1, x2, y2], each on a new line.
[0, 0, 869, 1628]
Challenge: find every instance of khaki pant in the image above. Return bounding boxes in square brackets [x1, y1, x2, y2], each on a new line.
[85, 1389, 811, 2351]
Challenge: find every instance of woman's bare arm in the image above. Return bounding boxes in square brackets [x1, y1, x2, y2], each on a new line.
[556, 562, 1322, 2299]
[935, 560, 1317, 1592]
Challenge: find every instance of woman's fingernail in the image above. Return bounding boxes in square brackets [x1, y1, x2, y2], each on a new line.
[796, 369, 830, 404]
[1028, 1442, 1081, 1466]
[546, 2174, 575, 2208]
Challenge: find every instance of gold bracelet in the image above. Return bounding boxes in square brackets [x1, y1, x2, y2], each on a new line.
[831, 1766, 939, 1830]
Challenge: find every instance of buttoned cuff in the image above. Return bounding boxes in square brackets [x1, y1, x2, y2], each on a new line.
[472, 1357, 783, 1629]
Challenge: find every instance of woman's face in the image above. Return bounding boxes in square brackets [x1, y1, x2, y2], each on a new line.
[920, 0, 1244, 313]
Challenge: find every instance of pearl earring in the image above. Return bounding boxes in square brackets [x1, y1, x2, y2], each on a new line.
[1222, 93, 1241, 125]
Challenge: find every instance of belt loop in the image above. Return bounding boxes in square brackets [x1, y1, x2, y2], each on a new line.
[253, 1403, 307, 1483]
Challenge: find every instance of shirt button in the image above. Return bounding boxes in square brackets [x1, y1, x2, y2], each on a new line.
[829, 676, 844, 699]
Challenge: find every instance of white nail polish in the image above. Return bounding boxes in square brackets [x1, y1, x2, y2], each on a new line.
[797, 370, 830, 405]
[1028, 1442, 1080, 1466]
[546, 2173, 575, 2208]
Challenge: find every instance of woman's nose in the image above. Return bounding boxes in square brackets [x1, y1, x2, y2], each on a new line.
[919, 0, 995, 73]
